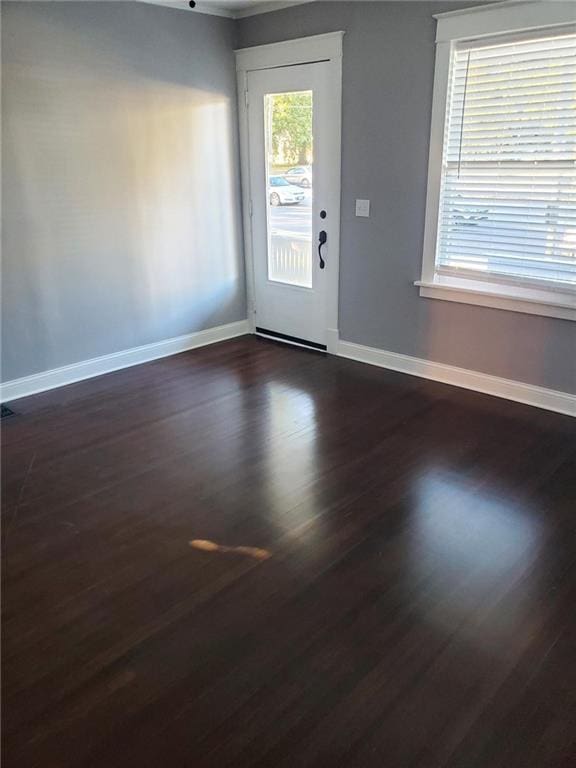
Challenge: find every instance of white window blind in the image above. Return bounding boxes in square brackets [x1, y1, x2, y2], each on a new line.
[436, 30, 576, 290]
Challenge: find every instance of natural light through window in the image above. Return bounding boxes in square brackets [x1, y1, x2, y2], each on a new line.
[438, 31, 576, 288]
[420, 20, 576, 320]
[264, 91, 313, 288]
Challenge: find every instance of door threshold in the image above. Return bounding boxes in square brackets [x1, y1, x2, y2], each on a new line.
[255, 328, 327, 352]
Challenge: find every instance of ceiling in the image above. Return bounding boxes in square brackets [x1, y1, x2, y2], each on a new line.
[141, 0, 313, 19]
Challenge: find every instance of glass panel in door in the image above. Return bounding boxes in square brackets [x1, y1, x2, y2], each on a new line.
[264, 91, 313, 288]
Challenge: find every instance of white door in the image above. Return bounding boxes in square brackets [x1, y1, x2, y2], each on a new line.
[245, 58, 340, 349]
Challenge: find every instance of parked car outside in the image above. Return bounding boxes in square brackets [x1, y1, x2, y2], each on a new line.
[283, 166, 312, 188]
[269, 176, 305, 206]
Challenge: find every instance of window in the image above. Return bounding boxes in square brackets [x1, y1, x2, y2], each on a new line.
[440, 32, 576, 287]
[419, 1, 576, 321]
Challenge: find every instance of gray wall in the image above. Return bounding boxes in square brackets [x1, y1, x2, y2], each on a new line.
[237, 1, 576, 395]
[2, 1, 245, 382]
[3, 1, 574, 394]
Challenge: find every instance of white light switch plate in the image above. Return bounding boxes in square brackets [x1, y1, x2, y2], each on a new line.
[355, 199, 370, 217]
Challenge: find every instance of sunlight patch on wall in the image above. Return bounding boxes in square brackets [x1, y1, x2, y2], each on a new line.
[3, 48, 243, 375]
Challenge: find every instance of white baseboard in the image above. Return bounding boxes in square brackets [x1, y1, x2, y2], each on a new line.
[4, 324, 573, 416]
[1, 320, 250, 403]
[337, 339, 576, 417]
[326, 328, 340, 355]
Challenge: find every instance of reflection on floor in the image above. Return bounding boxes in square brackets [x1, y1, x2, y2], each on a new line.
[2, 336, 575, 768]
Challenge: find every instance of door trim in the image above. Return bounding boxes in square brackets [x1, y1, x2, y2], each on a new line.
[235, 32, 344, 353]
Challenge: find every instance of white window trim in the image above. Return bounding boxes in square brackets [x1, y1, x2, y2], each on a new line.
[418, 0, 576, 322]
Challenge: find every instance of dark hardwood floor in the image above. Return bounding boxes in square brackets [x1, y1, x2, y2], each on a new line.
[2, 336, 576, 768]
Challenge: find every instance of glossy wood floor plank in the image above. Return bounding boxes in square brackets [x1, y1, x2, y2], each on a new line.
[2, 336, 575, 768]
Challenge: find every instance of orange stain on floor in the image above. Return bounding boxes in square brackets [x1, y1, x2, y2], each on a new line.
[189, 539, 271, 561]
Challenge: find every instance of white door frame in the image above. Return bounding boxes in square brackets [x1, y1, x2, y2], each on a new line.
[235, 32, 344, 353]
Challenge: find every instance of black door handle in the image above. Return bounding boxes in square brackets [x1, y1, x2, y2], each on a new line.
[318, 230, 327, 270]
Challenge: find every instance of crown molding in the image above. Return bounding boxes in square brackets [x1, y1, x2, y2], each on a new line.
[233, 1, 313, 19]
[138, 1, 232, 17]
[139, 0, 313, 20]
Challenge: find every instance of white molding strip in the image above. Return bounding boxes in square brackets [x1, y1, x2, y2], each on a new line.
[139, 1, 233, 19]
[338, 339, 576, 417]
[139, 1, 311, 20]
[234, 1, 313, 19]
[416, 281, 576, 322]
[235, 31, 344, 71]
[1, 320, 250, 403]
[434, 0, 576, 43]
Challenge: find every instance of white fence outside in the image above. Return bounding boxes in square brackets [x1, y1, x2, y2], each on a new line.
[269, 237, 312, 287]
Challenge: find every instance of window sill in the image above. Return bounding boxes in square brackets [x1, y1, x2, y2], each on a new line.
[415, 277, 576, 322]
